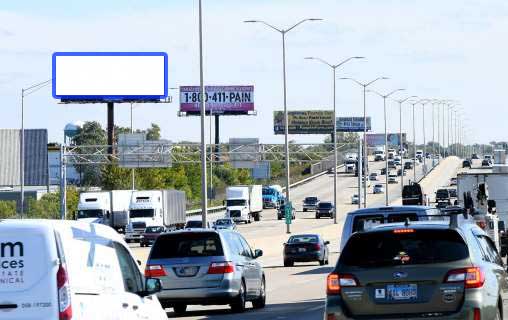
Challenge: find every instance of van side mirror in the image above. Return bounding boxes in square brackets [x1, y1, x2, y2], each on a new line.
[140, 278, 162, 297]
[137, 260, 142, 266]
[324, 241, 330, 245]
[254, 249, 263, 258]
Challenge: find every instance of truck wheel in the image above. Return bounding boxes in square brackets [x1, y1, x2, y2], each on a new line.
[278, 216, 282, 220]
[173, 304, 187, 315]
[303, 208, 307, 212]
[254, 214, 260, 222]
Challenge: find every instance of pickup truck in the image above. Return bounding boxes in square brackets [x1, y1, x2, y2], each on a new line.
[302, 196, 319, 212]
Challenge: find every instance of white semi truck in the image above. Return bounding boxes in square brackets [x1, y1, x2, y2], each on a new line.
[457, 168, 508, 255]
[76, 190, 132, 233]
[125, 189, 186, 242]
[225, 185, 263, 223]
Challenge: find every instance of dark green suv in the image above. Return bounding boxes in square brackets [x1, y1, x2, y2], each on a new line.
[325, 220, 508, 319]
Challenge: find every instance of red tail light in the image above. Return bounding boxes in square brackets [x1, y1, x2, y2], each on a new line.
[57, 264, 72, 320]
[313, 244, 321, 251]
[473, 308, 481, 320]
[326, 314, 338, 320]
[145, 264, 167, 277]
[208, 262, 234, 274]
[444, 267, 485, 289]
[326, 273, 358, 295]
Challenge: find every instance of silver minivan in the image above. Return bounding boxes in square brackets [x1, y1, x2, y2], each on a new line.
[145, 229, 266, 315]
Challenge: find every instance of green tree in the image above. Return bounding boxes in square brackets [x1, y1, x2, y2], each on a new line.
[74, 121, 107, 186]
[0, 200, 17, 218]
[146, 123, 161, 140]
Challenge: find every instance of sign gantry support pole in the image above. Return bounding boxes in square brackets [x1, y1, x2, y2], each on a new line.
[107, 102, 115, 156]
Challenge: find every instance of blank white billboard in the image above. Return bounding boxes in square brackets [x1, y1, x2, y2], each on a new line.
[52, 52, 168, 100]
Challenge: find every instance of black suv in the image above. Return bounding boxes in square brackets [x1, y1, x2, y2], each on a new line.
[325, 213, 508, 319]
[404, 161, 413, 170]
[463, 159, 471, 168]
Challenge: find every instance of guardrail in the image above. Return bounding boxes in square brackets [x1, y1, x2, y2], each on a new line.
[186, 164, 345, 216]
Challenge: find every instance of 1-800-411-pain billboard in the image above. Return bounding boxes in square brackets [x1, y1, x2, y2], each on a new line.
[179, 86, 254, 115]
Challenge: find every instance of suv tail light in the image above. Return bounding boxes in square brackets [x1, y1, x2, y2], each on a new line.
[476, 221, 487, 230]
[208, 262, 234, 274]
[444, 267, 485, 289]
[57, 264, 72, 320]
[313, 244, 321, 251]
[145, 264, 167, 277]
[326, 273, 358, 295]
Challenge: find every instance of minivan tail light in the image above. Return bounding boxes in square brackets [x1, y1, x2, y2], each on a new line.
[444, 267, 485, 289]
[208, 262, 234, 274]
[57, 264, 72, 320]
[145, 264, 167, 277]
[473, 308, 481, 320]
[476, 221, 486, 230]
[326, 273, 358, 295]
[313, 244, 321, 251]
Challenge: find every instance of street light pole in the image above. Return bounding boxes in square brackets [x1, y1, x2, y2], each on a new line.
[395, 96, 417, 188]
[420, 100, 429, 177]
[368, 89, 405, 206]
[340, 77, 389, 208]
[198, 0, 208, 227]
[245, 18, 322, 233]
[305, 56, 364, 224]
[20, 79, 52, 218]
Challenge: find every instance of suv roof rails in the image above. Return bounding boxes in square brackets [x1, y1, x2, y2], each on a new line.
[439, 206, 468, 228]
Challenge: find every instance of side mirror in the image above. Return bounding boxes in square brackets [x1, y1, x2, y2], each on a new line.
[324, 241, 330, 245]
[254, 249, 263, 259]
[137, 260, 142, 266]
[141, 278, 162, 297]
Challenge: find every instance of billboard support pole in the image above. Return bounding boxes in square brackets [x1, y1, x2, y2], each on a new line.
[107, 102, 115, 156]
[215, 115, 220, 154]
[198, 0, 208, 227]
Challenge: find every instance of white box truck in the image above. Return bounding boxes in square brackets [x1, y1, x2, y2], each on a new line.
[225, 185, 263, 223]
[76, 190, 132, 233]
[125, 189, 186, 242]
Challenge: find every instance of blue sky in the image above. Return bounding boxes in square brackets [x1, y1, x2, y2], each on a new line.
[1, 0, 507, 144]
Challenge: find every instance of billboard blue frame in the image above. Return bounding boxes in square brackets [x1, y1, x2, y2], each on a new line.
[52, 52, 168, 101]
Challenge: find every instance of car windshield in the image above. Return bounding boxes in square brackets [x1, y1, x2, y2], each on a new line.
[340, 229, 468, 268]
[215, 219, 232, 226]
[150, 232, 224, 259]
[186, 220, 203, 228]
[305, 197, 318, 203]
[145, 226, 164, 233]
[318, 202, 332, 208]
[130, 209, 155, 218]
[375, 185, 383, 188]
[288, 235, 318, 243]
[262, 188, 275, 195]
[226, 199, 247, 206]
[77, 209, 103, 219]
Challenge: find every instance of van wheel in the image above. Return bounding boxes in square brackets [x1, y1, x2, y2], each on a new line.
[315, 214, 320, 219]
[252, 277, 266, 309]
[173, 304, 187, 315]
[231, 281, 246, 313]
[284, 260, 293, 267]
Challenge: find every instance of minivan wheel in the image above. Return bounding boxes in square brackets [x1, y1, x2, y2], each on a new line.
[283, 259, 293, 267]
[252, 277, 266, 309]
[231, 281, 246, 313]
[173, 304, 187, 315]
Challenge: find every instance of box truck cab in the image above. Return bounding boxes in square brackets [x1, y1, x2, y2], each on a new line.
[77, 192, 109, 224]
[0, 219, 167, 320]
[126, 190, 164, 242]
[225, 185, 263, 223]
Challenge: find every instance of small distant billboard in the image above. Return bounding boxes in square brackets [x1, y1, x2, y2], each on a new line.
[337, 117, 371, 132]
[274, 110, 334, 134]
[179, 86, 255, 115]
[229, 138, 260, 168]
[367, 133, 406, 147]
[52, 52, 168, 101]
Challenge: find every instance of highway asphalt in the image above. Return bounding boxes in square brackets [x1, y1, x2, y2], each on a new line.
[130, 157, 460, 319]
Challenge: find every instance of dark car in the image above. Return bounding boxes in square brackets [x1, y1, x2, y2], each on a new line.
[140, 226, 166, 247]
[435, 188, 451, 203]
[326, 219, 508, 319]
[472, 153, 479, 159]
[463, 159, 471, 168]
[302, 196, 319, 212]
[316, 201, 334, 219]
[404, 161, 413, 170]
[277, 203, 296, 220]
[482, 159, 492, 167]
[380, 167, 387, 175]
[397, 168, 406, 176]
[283, 234, 329, 267]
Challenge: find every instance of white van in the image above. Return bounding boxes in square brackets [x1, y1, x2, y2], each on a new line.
[0, 220, 167, 320]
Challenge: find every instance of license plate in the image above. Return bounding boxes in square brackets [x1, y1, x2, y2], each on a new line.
[387, 284, 417, 300]
[174, 266, 199, 277]
[298, 248, 306, 252]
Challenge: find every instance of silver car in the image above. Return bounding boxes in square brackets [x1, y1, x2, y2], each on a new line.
[145, 230, 266, 315]
[213, 218, 237, 231]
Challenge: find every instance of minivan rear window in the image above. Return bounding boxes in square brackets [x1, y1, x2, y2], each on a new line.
[150, 233, 224, 259]
[340, 229, 468, 268]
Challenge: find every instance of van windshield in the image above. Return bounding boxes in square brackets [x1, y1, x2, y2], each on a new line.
[130, 209, 155, 218]
[340, 229, 468, 267]
[227, 199, 246, 206]
[150, 233, 224, 259]
[77, 209, 103, 219]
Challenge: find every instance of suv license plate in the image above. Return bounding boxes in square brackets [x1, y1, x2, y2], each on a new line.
[298, 248, 306, 252]
[387, 284, 417, 300]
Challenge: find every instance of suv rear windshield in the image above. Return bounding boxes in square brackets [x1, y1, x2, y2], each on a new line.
[318, 202, 332, 208]
[151, 232, 224, 259]
[340, 229, 468, 268]
[305, 197, 318, 203]
[436, 189, 450, 198]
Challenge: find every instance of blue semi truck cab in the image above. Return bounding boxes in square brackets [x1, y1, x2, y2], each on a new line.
[262, 185, 285, 209]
